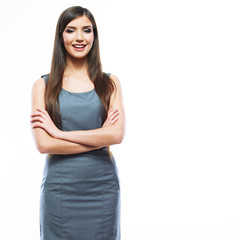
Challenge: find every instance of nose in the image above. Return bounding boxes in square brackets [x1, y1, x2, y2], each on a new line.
[76, 30, 84, 42]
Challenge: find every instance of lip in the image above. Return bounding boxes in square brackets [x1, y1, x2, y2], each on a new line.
[72, 44, 86, 51]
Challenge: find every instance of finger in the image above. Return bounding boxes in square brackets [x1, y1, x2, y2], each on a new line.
[103, 109, 118, 126]
[108, 108, 118, 114]
[36, 108, 51, 119]
[106, 109, 112, 118]
[103, 114, 119, 127]
[31, 110, 46, 118]
[31, 112, 42, 117]
[107, 110, 119, 122]
[110, 115, 119, 124]
[32, 111, 50, 121]
[110, 110, 119, 118]
[37, 109, 53, 121]
[36, 108, 44, 113]
[107, 109, 119, 119]
[36, 108, 48, 116]
[107, 108, 117, 115]
[32, 122, 44, 129]
[30, 116, 45, 123]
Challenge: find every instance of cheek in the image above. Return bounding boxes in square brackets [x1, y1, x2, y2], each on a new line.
[86, 33, 94, 45]
[62, 34, 73, 45]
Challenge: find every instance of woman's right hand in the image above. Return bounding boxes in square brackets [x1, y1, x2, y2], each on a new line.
[102, 108, 119, 127]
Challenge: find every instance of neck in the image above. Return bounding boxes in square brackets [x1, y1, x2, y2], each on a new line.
[64, 55, 88, 76]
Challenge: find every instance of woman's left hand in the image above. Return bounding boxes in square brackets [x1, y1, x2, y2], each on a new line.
[102, 108, 119, 127]
[31, 108, 62, 138]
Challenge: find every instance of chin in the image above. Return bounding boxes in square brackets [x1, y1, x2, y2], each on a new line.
[68, 52, 88, 60]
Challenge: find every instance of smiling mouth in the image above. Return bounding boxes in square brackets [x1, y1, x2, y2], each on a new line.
[72, 44, 86, 49]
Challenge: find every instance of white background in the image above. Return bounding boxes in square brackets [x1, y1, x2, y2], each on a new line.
[0, 0, 240, 239]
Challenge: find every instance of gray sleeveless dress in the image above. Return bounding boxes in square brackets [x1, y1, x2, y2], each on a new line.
[40, 74, 120, 240]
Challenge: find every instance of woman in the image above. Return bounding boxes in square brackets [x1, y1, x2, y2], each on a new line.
[31, 6, 124, 240]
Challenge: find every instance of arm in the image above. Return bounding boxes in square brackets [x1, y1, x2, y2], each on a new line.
[56, 75, 125, 147]
[32, 75, 125, 147]
[31, 78, 100, 155]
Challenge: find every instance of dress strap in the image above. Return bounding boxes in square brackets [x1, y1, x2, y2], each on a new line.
[41, 74, 49, 85]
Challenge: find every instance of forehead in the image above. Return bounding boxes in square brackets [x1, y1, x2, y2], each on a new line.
[66, 15, 92, 28]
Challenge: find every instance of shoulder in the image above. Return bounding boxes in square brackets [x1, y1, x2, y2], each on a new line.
[109, 74, 123, 98]
[31, 78, 46, 109]
[109, 74, 121, 88]
[32, 77, 45, 89]
[32, 74, 49, 90]
[32, 77, 46, 95]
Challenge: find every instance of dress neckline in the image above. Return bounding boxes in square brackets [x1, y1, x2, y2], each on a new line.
[61, 88, 95, 94]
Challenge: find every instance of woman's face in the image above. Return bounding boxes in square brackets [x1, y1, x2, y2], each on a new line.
[62, 15, 94, 59]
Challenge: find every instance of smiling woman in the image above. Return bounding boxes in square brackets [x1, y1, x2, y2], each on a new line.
[31, 6, 124, 240]
[62, 16, 94, 59]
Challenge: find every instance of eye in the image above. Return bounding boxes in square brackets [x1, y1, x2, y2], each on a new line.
[65, 29, 74, 33]
[84, 29, 92, 33]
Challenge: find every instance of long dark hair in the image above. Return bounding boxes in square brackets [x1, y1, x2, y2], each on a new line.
[44, 6, 115, 128]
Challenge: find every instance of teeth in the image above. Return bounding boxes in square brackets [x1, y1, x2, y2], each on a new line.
[73, 45, 84, 48]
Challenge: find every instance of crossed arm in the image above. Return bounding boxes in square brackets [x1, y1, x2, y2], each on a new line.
[31, 75, 125, 155]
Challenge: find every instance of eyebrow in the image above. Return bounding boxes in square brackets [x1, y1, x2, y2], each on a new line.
[66, 25, 92, 29]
